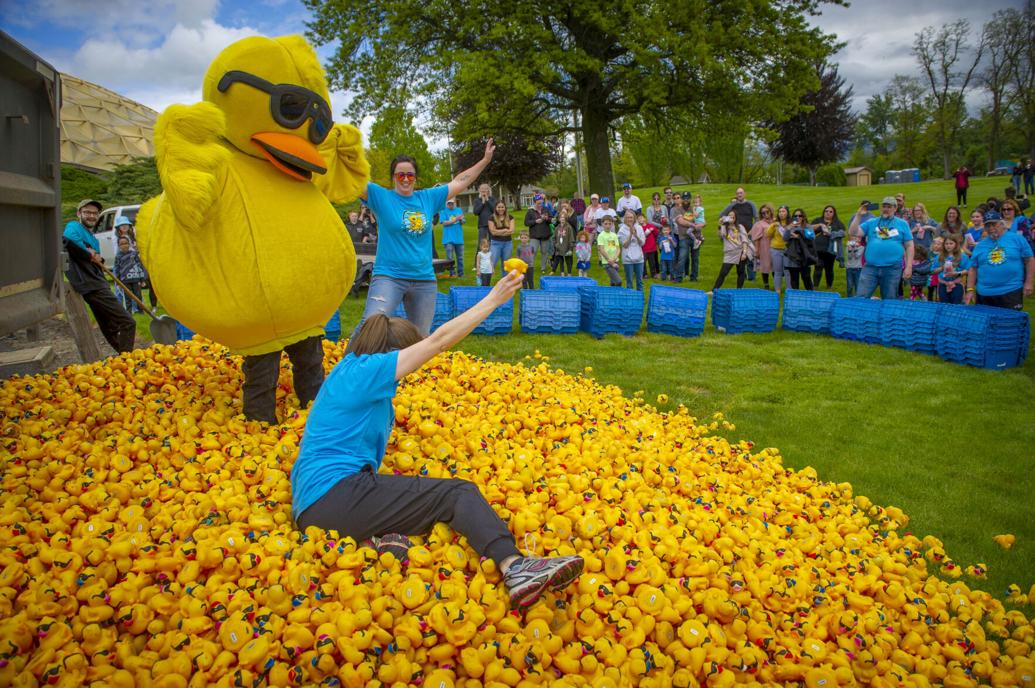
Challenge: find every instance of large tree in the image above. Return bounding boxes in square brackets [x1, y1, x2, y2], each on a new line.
[304, 0, 843, 194]
[979, 9, 1023, 169]
[367, 107, 440, 186]
[886, 75, 933, 170]
[767, 63, 855, 186]
[1009, 0, 1035, 160]
[856, 93, 895, 156]
[912, 20, 985, 178]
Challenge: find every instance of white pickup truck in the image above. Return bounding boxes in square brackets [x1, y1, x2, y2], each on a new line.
[92, 204, 141, 265]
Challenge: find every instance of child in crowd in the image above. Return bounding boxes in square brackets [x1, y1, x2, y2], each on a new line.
[907, 244, 932, 301]
[596, 216, 623, 286]
[575, 231, 593, 277]
[476, 239, 493, 286]
[844, 236, 863, 297]
[113, 235, 147, 313]
[927, 236, 943, 301]
[658, 225, 676, 281]
[551, 216, 574, 276]
[934, 234, 965, 304]
[640, 212, 659, 278]
[516, 231, 536, 289]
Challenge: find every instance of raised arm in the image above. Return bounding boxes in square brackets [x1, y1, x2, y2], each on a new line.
[396, 271, 522, 378]
[447, 138, 496, 199]
[849, 204, 868, 238]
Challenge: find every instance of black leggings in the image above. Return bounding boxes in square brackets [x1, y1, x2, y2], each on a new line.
[812, 252, 835, 288]
[550, 254, 573, 274]
[713, 260, 747, 289]
[787, 266, 814, 290]
[297, 468, 521, 567]
[956, 187, 967, 206]
[81, 287, 136, 353]
[644, 250, 659, 277]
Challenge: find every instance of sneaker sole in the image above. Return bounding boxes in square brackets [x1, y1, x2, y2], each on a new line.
[511, 557, 584, 609]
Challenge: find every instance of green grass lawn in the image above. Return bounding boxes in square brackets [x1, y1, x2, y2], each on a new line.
[133, 174, 1035, 601]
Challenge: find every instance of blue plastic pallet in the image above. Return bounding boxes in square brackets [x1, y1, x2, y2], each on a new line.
[520, 291, 581, 334]
[781, 289, 840, 335]
[540, 276, 597, 291]
[711, 289, 779, 334]
[830, 298, 883, 344]
[935, 304, 1029, 369]
[450, 287, 513, 335]
[646, 286, 708, 337]
[879, 301, 944, 355]
[578, 286, 644, 338]
[324, 311, 341, 342]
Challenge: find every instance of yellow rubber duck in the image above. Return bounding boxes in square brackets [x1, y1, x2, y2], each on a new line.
[137, 35, 367, 395]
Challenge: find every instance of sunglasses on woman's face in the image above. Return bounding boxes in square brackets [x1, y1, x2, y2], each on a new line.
[217, 70, 333, 144]
[1003, 207, 1015, 213]
[394, 172, 416, 181]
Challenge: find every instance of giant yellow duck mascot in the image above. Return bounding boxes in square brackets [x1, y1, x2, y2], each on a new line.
[137, 35, 368, 424]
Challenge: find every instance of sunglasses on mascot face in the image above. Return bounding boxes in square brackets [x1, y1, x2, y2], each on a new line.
[217, 70, 333, 144]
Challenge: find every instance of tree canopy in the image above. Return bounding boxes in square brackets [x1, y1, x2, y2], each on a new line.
[304, 0, 844, 194]
[452, 134, 561, 201]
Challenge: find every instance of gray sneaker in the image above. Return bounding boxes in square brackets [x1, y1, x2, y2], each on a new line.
[503, 555, 584, 609]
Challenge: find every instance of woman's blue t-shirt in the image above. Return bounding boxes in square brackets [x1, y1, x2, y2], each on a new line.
[440, 207, 465, 245]
[291, 350, 399, 520]
[367, 182, 449, 281]
[859, 217, 914, 267]
[967, 233, 1034, 296]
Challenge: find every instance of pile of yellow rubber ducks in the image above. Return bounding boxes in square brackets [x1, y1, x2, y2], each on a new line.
[0, 338, 1033, 687]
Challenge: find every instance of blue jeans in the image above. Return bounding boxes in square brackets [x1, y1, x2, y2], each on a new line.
[352, 275, 439, 337]
[660, 258, 673, 280]
[939, 282, 964, 304]
[624, 262, 644, 290]
[689, 246, 700, 280]
[489, 240, 512, 277]
[846, 267, 861, 296]
[856, 264, 903, 299]
[530, 238, 550, 273]
[444, 243, 464, 276]
[675, 237, 691, 280]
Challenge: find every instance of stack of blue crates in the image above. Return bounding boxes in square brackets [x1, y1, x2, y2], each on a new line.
[646, 286, 708, 337]
[711, 289, 779, 334]
[830, 298, 882, 344]
[781, 289, 840, 335]
[578, 286, 644, 338]
[520, 291, 581, 334]
[391, 293, 453, 332]
[324, 311, 342, 342]
[880, 301, 943, 355]
[540, 276, 597, 291]
[450, 287, 512, 335]
[935, 305, 1030, 369]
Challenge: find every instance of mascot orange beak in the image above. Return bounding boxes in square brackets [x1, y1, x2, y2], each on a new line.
[251, 132, 327, 181]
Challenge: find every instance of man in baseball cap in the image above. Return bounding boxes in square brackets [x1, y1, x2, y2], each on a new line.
[847, 196, 915, 299]
[63, 198, 136, 353]
[616, 183, 642, 217]
[964, 209, 1034, 309]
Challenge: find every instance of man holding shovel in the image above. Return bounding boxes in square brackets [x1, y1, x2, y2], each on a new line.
[62, 199, 136, 353]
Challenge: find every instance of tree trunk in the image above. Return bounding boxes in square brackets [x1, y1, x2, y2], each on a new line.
[582, 105, 615, 196]
[809, 167, 817, 186]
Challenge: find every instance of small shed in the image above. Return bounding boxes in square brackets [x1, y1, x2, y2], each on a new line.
[844, 166, 872, 187]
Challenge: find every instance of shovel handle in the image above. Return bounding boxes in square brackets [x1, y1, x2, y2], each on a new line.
[101, 265, 158, 319]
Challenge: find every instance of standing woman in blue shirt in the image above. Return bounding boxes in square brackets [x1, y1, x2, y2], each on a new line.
[848, 196, 915, 299]
[964, 211, 1035, 310]
[293, 271, 584, 609]
[354, 139, 496, 335]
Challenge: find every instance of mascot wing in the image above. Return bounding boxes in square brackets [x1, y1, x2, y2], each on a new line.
[314, 123, 370, 204]
[153, 102, 232, 230]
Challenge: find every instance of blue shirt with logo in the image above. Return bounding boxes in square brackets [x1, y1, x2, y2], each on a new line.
[859, 216, 914, 267]
[968, 232, 1033, 296]
[291, 350, 399, 520]
[367, 182, 449, 280]
[440, 206, 465, 245]
[63, 220, 100, 253]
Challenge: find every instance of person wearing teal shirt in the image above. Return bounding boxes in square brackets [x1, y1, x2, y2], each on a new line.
[439, 198, 465, 278]
[354, 140, 495, 336]
[293, 271, 584, 610]
[964, 210, 1034, 310]
[848, 196, 915, 299]
[62, 199, 136, 353]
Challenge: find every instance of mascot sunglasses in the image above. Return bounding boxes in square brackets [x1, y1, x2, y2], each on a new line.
[217, 70, 333, 144]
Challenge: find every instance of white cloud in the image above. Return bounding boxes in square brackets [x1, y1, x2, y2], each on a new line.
[60, 20, 262, 110]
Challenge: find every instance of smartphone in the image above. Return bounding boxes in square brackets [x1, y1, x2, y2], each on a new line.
[866, 202, 879, 211]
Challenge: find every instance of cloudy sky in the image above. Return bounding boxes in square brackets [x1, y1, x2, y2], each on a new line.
[1, 0, 1023, 148]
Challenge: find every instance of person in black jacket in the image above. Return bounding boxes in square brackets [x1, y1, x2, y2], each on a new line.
[62, 199, 136, 353]
[783, 208, 817, 290]
[472, 183, 498, 245]
[524, 194, 552, 275]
